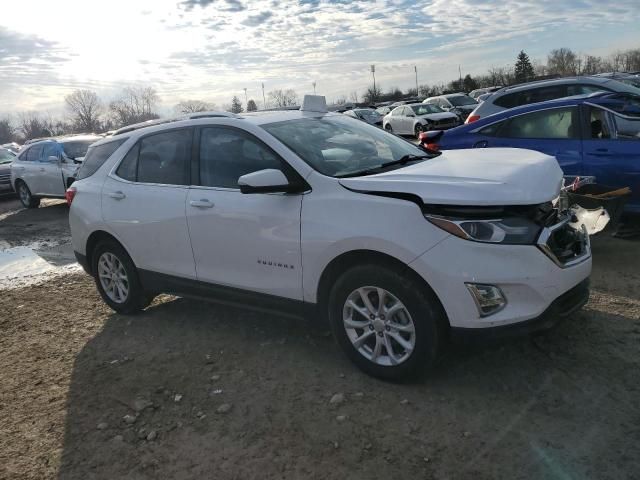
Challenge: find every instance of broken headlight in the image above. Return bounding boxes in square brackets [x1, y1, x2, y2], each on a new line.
[426, 215, 541, 245]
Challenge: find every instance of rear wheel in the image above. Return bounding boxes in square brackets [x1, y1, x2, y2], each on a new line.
[92, 240, 153, 314]
[16, 181, 40, 209]
[328, 264, 446, 380]
[384, 123, 393, 132]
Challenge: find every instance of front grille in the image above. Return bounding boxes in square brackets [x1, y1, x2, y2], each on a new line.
[538, 215, 590, 267]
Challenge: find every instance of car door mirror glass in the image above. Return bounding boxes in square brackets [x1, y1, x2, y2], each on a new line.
[238, 169, 292, 194]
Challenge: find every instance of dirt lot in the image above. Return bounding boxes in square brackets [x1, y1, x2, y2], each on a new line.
[1, 197, 639, 480]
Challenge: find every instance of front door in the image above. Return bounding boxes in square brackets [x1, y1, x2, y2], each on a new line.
[101, 128, 196, 279]
[38, 142, 66, 196]
[582, 106, 640, 213]
[186, 126, 303, 300]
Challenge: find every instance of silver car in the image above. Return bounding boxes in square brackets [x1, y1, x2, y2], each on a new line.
[423, 94, 479, 122]
[0, 147, 16, 193]
[10, 135, 101, 208]
[383, 103, 459, 138]
[467, 76, 640, 123]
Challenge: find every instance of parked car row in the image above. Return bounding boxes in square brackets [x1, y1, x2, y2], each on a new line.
[0, 147, 16, 193]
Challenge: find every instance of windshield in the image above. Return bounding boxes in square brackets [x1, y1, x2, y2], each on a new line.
[357, 109, 381, 121]
[62, 140, 97, 159]
[0, 148, 15, 163]
[449, 96, 478, 106]
[411, 104, 444, 115]
[262, 115, 431, 177]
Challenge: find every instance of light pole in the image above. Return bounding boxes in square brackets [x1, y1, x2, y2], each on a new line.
[261, 83, 266, 109]
[370, 64, 376, 101]
[414, 65, 419, 96]
[312, 81, 316, 94]
[243, 88, 248, 105]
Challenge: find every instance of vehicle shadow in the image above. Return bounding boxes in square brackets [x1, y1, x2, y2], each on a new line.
[56, 294, 640, 479]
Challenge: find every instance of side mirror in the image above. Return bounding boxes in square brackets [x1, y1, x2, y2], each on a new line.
[238, 169, 296, 194]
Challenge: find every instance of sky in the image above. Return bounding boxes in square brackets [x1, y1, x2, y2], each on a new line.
[1, 0, 639, 116]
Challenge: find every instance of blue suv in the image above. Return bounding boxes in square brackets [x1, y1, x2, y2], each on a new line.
[427, 93, 640, 213]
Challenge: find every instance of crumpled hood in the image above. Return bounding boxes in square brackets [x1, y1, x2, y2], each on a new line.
[418, 112, 458, 121]
[338, 148, 563, 206]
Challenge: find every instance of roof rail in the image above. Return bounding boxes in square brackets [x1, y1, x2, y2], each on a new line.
[113, 111, 240, 136]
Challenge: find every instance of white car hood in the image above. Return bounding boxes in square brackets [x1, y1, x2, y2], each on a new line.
[418, 112, 457, 121]
[338, 148, 563, 206]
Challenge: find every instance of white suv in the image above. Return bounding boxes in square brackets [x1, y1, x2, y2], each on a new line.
[68, 96, 591, 379]
[11, 135, 101, 208]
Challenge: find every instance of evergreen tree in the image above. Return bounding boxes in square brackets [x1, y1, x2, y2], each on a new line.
[246, 99, 258, 111]
[514, 50, 535, 83]
[230, 96, 243, 113]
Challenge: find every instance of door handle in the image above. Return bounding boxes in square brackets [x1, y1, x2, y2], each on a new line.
[107, 191, 126, 200]
[40, 168, 45, 172]
[473, 141, 488, 148]
[189, 199, 214, 208]
[592, 148, 612, 157]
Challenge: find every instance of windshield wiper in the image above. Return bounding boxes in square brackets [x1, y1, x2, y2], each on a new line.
[336, 154, 430, 178]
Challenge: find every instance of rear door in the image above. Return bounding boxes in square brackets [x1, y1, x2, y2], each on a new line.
[482, 106, 583, 176]
[582, 106, 640, 212]
[186, 125, 303, 300]
[23, 144, 46, 193]
[102, 128, 196, 279]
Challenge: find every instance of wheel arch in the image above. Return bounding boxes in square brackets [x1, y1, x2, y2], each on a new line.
[316, 249, 448, 325]
[85, 230, 128, 276]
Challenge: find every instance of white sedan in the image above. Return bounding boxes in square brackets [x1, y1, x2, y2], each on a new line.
[383, 103, 459, 138]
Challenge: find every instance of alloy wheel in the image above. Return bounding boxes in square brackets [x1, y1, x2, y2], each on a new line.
[97, 252, 130, 304]
[19, 184, 30, 205]
[342, 286, 416, 366]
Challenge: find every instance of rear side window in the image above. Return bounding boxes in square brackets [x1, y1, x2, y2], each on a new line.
[494, 92, 522, 109]
[500, 107, 579, 139]
[76, 138, 127, 180]
[115, 129, 192, 185]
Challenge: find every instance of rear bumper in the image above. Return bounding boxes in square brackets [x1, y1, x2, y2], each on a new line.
[451, 279, 589, 342]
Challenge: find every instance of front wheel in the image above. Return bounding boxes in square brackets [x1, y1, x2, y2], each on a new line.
[328, 264, 446, 380]
[93, 240, 153, 314]
[16, 181, 40, 209]
[384, 123, 393, 132]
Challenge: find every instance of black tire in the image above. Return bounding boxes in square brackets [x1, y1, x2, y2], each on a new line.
[414, 123, 425, 139]
[92, 239, 153, 314]
[328, 264, 446, 381]
[384, 123, 393, 132]
[16, 180, 40, 209]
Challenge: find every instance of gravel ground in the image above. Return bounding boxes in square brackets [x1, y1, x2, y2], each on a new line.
[1, 197, 639, 480]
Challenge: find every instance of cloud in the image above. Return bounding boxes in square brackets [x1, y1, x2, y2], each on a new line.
[180, 0, 246, 11]
[241, 10, 273, 26]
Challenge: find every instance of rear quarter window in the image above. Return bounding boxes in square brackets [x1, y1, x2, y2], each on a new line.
[76, 138, 127, 180]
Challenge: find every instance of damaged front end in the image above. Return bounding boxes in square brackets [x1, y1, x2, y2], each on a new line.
[424, 201, 590, 267]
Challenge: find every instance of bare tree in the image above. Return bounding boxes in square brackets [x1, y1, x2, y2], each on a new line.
[349, 91, 359, 103]
[547, 48, 578, 76]
[267, 89, 299, 108]
[65, 89, 103, 132]
[335, 95, 347, 105]
[109, 86, 160, 127]
[18, 113, 52, 140]
[0, 118, 14, 144]
[362, 84, 382, 103]
[581, 55, 603, 75]
[175, 100, 215, 114]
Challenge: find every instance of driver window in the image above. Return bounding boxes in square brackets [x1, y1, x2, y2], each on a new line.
[199, 127, 283, 189]
[589, 108, 611, 139]
[41, 143, 60, 162]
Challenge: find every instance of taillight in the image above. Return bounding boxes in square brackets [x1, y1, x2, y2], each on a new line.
[426, 142, 440, 151]
[465, 115, 480, 124]
[65, 186, 77, 205]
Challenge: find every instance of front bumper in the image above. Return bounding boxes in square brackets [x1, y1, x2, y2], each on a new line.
[409, 234, 591, 330]
[451, 278, 589, 341]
